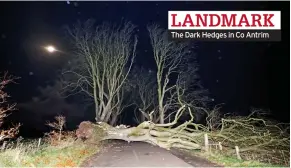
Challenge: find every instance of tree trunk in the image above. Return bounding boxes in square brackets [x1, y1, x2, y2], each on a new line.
[110, 114, 118, 126]
[78, 106, 203, 151]
[84, 121, 202, 151]
[159, 104, 164, 124]
[59, 129, 62, 141]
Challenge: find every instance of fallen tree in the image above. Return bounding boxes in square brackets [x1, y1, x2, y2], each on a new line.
[76, 105, 290, 165]
[77, 105, 206, 150]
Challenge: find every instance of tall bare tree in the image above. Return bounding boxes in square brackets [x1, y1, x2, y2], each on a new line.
[147, 24, 189, 124]
[172, 60, 212, 122]
[128, 67, 158, 123]
[177, 61, 210, 106]
[61, 20, 138, 124]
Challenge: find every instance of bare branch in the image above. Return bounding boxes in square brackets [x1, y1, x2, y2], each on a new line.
[61, 20, 138, 123]
[147, 23, 190, 124]
[46, 115, 66, 141]
[0, 72, 21, 142]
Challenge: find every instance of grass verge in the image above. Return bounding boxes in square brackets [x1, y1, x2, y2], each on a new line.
[190, 150, 288, 167]
[0, 138, 103, 167]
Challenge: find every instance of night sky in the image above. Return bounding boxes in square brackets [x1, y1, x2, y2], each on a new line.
[0, 1, 289, 137]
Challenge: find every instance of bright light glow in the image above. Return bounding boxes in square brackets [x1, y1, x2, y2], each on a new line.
[46, 46, 56, 53]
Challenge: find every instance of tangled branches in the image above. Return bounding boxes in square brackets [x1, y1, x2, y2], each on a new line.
[44, 130, 76, 146]
[78, 105, 207, 150]
[76, 104, 289, 166]
[0, 72, 21, 142]
[46, 115, 66, 141]
[209, 110, 290, 165]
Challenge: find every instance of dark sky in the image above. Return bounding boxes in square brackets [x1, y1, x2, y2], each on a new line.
[0, 1, 289, 136]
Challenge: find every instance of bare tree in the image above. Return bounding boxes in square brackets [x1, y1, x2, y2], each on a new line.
[108, 84, 132, 126]
[0, 72, 21, 142]
[177, 61, 211, 107]
[61, 19, 138, 124]
[46, 115, 66, 141]
[127, 67, 159, 124]
[147, 24, 189, 124]
[169, 60, 212, 123]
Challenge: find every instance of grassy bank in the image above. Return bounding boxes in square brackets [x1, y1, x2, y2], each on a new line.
[0, 137, 102, 167]
[190, 150, 288, 167]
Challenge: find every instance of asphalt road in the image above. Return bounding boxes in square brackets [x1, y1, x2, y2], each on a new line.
[81, 140, 221, 167]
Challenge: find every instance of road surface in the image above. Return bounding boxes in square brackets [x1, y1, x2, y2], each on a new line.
[81, 140, 221, 167]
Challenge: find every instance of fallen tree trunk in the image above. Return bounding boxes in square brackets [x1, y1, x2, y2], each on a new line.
[75, 105, 290, 166]
[77, 105, 204, 150]
[102, 123, 202, 150]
